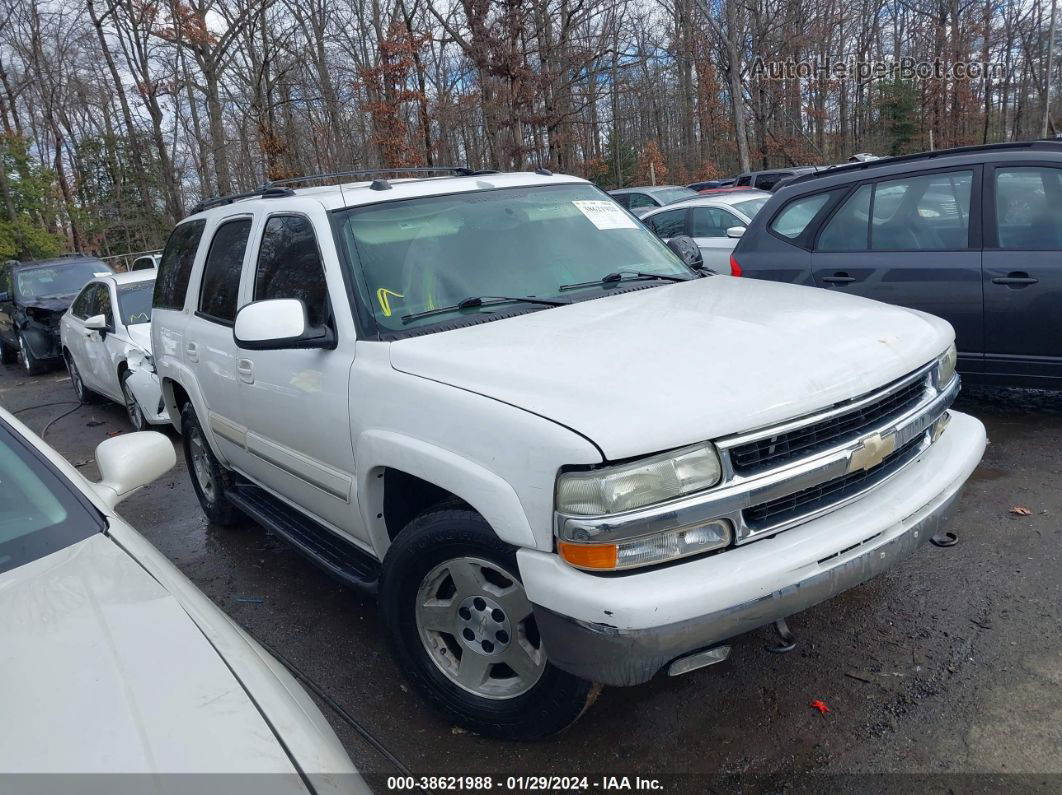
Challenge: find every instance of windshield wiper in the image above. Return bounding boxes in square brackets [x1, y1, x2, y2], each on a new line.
[558, 271, 691, 291]
[401, 295, 570, 324]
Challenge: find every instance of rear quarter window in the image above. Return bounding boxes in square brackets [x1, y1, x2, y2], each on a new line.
[154, 220, 206, 310]
[769, 191, 835, 244]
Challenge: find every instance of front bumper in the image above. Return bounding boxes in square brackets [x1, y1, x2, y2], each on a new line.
[125, 367, 171, 425]
[522, 410, 986, 686]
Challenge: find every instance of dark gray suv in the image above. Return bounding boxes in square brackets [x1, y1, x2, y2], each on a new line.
[731, 140, 1062, 388]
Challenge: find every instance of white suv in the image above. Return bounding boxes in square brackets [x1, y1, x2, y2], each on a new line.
[152, 169, 986, 740]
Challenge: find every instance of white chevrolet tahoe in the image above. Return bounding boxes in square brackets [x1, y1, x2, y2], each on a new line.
[151, 169, 986, 740]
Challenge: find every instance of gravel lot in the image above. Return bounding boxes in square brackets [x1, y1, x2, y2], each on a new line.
[3, 361, 1061, 791]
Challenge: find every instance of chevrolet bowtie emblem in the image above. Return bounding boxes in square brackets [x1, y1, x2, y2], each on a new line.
[848, 431, 897, 473]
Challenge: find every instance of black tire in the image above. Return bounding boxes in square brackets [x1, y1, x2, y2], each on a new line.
[120, 370, 147, 431]
[379, 508, 599, 740]
[0, 338, 15, 365]
[180, 402, 242, 526]
[66, 353, 98, 404]
[19, 332, 47, 375]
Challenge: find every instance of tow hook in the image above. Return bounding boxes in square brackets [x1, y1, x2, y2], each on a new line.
[765, 617, 797, 654]
[931, 531, 959, 547]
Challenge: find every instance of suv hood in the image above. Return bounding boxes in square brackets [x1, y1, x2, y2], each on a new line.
[389, 277, 952, 461]
[20, 293, 76, 313]
[0, 534, 302, 779]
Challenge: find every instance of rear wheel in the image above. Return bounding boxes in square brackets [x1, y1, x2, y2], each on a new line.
[121, 370, 146, 431]
[66, 354, 97, 404]
[181, 403, 242, 526]
[379, 508, 599, 740]
[19, 333, 47, 375]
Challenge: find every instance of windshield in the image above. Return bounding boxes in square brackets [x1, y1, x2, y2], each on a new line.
[15, 261, 109, 300]
[334, 183, 692, 333]
[732, 197, 769, 218]
[0, 421, 101, 575]
[655, 187, 698, 204]
[117, 282, 154, 325]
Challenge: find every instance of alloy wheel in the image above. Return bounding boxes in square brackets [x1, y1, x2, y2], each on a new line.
[188, 426, 216, 503]
[123, 381, 145, 431]
[415, 556, 546, 699]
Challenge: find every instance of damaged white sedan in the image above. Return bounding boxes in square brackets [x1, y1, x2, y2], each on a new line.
[60, 271, 169, 430]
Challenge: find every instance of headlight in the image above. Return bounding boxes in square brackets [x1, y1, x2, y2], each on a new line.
[937, 343, 957, 388]
[555, 442, 722, 517]
[559, 519, 732, 571]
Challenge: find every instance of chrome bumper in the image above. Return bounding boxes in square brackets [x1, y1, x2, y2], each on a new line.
[557, 368, 957, 548]
[536, 486, 962, 686]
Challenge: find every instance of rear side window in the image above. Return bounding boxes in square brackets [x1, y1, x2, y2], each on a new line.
[994, 167, 1062, 249]
[646, 209, 686, 237]
[627, 193, 656, 209]
[871, 171, 971, 250]
[611, 193, 631, 209]
[255, 216, 329, 327]
[154, 220, 206, 310]
[735, 175, 752, 187]
[770, 193, 832, 240]
[198, 218, 251, 323]
[818, 184, 873, 251]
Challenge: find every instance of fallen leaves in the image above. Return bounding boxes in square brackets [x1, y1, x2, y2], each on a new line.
[810, 699, 831, 716]
[1009, 506, 1032, 516]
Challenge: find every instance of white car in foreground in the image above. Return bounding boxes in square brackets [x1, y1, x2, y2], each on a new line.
[641, 189, 771, 273]
[0, 407, 364, 792]
[60, 271, 169, 430]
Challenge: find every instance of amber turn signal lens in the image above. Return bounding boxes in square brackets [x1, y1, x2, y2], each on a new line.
[558, 540, 618, 570]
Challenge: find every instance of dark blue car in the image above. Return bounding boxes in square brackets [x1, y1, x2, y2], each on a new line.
[730, 140, 1062, 388]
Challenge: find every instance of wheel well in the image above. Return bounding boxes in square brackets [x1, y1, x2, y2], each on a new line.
[382, 468, 465, 541]
[116, 360, 128, 381]
[163, 379, 192, 432]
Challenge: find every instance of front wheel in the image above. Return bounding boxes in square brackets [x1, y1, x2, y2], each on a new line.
[66, 354, 97, 404]
[121, 370, 146, 431]
[379, 508, 599, 740]
[19, 333, 47, 375]
[180, 403, 242, 526]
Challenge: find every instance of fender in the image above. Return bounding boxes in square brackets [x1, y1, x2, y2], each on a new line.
[357, 429, 537, 557]
[159, 366, 230, 459]
[16, 321, 58, 359]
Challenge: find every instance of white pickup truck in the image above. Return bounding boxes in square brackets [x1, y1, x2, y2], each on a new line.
[152, 169, 986, 740]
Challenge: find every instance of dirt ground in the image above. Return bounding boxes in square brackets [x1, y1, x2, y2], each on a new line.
[2, 361, 1060, 792]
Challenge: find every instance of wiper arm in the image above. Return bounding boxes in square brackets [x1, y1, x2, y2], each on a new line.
[401, 295, 570, 324]
[559, 271, 691, 291]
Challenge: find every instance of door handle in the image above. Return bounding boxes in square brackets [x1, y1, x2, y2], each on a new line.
[237, 358, 254, 384]
[992, 272, 1038, 287]
[822, 273, 856, 284]
[185, 341, 199, 362]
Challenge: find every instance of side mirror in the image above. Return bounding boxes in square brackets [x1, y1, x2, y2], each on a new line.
[94, 431, 176, 509]
[666, 235, 705, 270]
[84, 314, 108, 335]
[726, 226, 746, 239]
[233, 298, 334, 351]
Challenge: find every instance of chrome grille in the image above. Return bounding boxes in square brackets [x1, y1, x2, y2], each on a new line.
[729, 374, 929, 474]
[743, 434, 927, 530]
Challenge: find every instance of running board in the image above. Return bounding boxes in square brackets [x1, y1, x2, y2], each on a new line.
[227, 481, 380, 596]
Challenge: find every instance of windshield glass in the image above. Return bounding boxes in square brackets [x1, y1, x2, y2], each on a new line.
[732, 197, 769, 218]
[655, 187, 698, 204]
[0, 421, 101, 575]
[15, 261, 109, 300]
[117, 282, 154, 325]
[334, 183, 691, 332]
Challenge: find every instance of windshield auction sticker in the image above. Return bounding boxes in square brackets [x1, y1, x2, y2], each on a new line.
[573, 200, 639, 230]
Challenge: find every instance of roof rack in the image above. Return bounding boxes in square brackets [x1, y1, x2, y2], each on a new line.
[789, 139, 1062, 187]
[190, 166, 500, 214]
